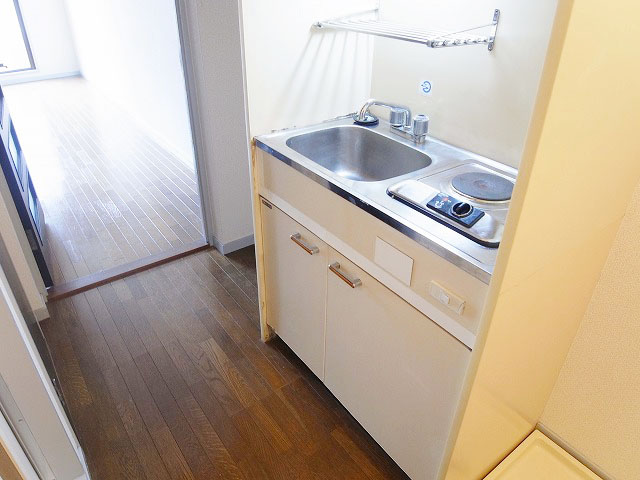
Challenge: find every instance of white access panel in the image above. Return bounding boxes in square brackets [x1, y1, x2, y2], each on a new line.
[374, 237, 414, 286]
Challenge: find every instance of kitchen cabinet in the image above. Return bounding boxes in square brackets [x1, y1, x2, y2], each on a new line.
[260, 198, 327, 379]
[324, 251, 469, 480]
[254, 148, 473, 478]
[257, 178, 472, 479]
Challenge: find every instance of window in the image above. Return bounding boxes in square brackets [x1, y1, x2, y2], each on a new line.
[0, 0, 34, 74]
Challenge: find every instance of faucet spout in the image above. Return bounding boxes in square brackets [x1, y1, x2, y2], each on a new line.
[354, 99, 411, 127]
[354, 99, 429, 144]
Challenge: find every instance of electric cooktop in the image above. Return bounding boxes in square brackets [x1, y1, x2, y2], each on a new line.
[387, 163, 515, 248]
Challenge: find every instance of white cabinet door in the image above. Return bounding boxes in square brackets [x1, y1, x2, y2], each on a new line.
[261, 199, 327, 379]
[325, 250, 470, 480]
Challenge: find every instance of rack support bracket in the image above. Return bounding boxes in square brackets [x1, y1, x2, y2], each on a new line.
[488, 9, 500, 51]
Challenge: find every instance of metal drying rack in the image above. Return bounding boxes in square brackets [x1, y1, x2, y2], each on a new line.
[314, 8, 500, 51]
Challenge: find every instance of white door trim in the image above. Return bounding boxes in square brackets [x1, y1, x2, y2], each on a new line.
[174, 0, 215, 245]
[0, 407, 39, 480]
[0, 265, 87, 479]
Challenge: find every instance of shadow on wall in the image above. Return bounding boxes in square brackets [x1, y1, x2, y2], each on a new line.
[274, 31, 372, 130]
[256, 30, 373, 136]
[243, 1, 375, 137]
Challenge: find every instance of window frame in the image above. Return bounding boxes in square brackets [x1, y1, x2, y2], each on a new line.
[0, 0, 36, 75]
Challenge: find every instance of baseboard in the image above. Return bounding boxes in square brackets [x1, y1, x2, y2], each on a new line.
[536, 422, 612, 480]
[0, 71, 81, 86]
[211, 234, 254, 255]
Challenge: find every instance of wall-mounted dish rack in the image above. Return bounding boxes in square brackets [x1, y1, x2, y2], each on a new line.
[314, 8, 500, 51]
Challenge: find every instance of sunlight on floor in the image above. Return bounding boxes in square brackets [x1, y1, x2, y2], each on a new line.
[4, 77, 204, 285]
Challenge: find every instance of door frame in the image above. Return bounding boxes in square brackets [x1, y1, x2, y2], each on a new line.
[173, 0, 255, 254]
[0, 386, 41, 480]
[173, 0, 214, 246]
[0, 265, 87, 479]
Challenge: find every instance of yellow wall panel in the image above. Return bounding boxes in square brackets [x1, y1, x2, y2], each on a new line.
[542, 181, 640, 480]
[444, 0, 640, 478]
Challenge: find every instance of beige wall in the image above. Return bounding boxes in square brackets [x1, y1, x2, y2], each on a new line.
[541, 181, 640, 480]
[370, 0, 558, 168]
[64, 0, 194, 166]
[241, 0, 557, 168]
[444, 0, 640, 478]
[242, 0, 375, 137]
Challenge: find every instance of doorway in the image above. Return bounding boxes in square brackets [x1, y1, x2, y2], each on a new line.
[0, 0, 207, 294]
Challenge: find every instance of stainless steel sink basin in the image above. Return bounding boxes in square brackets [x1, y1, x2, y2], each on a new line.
[285, 126, 432, 182]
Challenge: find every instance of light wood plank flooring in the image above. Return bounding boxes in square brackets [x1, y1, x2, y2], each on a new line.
[4, 77, 204, 286]
[41, 247, 408, 479]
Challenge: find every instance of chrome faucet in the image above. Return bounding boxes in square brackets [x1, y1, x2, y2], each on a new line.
[354, 98, 429, 144]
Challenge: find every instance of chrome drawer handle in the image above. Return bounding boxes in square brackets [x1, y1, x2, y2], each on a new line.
[290, 233, 319, 255]
[329, 262, 362, 288]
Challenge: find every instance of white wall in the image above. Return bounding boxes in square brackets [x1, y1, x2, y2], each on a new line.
[242, 0, 557, 167]
[176, 0, 254, 250]
[0, 0, 79, 86]
[173, 0, 377, 251]
[370, 0, 558, 168]
[64, 0, 194, 166]
[235, 0, 375, 250]
[242, 0, 376, 137]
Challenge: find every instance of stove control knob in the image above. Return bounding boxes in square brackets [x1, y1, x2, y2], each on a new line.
[451, 202, 473, 218]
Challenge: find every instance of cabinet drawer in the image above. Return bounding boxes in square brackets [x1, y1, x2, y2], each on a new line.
[260, 198, 327, 379]
[325, 250, 470, 479]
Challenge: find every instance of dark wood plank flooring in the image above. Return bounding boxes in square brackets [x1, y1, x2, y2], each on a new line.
[41, 246, 408, 479]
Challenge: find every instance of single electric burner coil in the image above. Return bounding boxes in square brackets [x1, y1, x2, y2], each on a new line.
[451, 172, 513, 202]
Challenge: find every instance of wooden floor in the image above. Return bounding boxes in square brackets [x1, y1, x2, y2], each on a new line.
[41, 246, 408, 479]
[4, 77, 204, 286]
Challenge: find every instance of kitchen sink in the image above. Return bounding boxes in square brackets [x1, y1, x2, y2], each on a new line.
[256, 116, 518, 276]
[285, 126, 432, 182]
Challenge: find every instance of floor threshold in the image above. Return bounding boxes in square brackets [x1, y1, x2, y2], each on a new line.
[47, 239, 209, 302]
